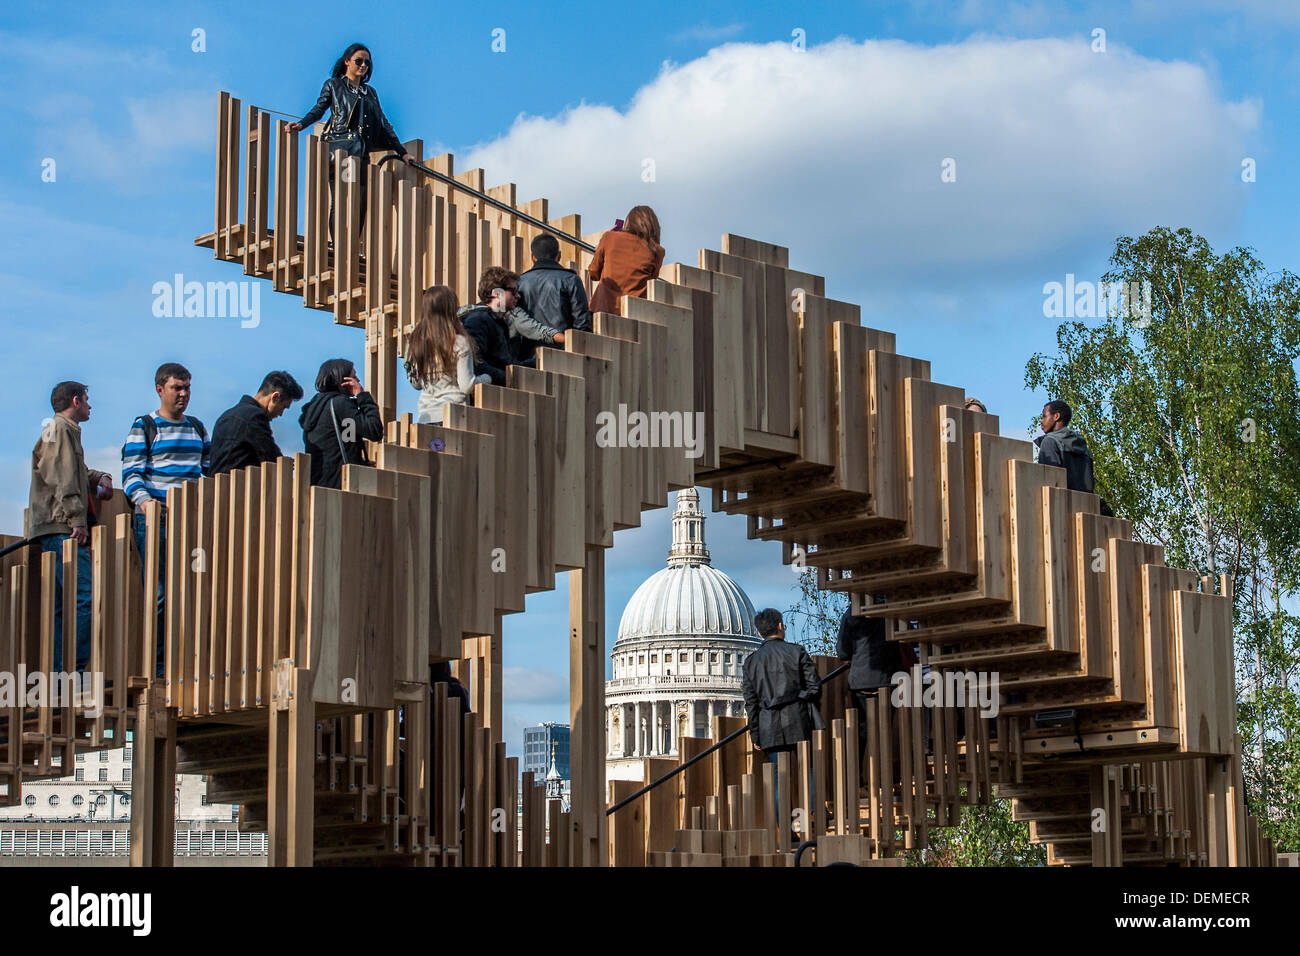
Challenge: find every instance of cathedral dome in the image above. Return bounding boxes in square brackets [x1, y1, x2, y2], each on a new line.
[614, 488, 758, 645]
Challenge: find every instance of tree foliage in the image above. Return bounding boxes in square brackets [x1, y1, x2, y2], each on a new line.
[784, 566, 847, 657]
[1025, 226, 1300, 850]
[908, 797, 1047, 867]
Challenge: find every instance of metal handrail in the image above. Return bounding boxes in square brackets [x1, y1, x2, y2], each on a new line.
[0, 538, 30, 559]
[605, 661, 849, 816]
[255, 99, 597, 253]
[375, 153, 596, 254]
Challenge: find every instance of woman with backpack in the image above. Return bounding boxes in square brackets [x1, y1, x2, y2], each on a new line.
[405, 285, 491, 425]
[299, 358, 383, 488]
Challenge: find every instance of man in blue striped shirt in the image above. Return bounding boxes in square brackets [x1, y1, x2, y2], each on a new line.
[121, 362, 210, 676]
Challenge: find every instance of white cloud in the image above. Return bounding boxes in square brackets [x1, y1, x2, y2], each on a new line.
[461, 36, 1257, 306]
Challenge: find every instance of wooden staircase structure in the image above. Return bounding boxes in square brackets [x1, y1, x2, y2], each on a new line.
[0, 90, 1278, 867]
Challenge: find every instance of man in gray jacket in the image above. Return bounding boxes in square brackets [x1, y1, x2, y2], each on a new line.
[1035, 399, 1113, 515]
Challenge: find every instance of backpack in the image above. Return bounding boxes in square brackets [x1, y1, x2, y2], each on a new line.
[124, 414, 208, 510]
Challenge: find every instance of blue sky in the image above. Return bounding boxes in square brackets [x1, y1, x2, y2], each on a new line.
[6, 0, 1299, 757]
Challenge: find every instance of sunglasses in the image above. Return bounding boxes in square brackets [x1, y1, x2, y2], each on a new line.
[352, 56, 370, 66]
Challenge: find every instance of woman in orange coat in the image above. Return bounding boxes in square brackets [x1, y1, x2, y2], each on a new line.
[587, 205, 665, 314]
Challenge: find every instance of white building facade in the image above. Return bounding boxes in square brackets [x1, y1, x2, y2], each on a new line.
[605, 488, 760, 783]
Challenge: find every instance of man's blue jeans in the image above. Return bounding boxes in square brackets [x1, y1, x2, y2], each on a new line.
[37, 533, 93, 672]
[132, 510, 167, 675]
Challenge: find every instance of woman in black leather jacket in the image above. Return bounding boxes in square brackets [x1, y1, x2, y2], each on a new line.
[287, 43, 417, 237]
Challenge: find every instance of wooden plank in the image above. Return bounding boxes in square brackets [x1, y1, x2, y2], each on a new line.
[192, 476, 214, 716]
[305, 488, 394, 708]
[569, 547, 606, 866]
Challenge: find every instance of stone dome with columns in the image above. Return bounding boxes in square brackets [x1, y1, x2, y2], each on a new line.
[605, 488, 761, 783]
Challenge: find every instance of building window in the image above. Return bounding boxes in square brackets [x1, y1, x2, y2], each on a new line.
[201, 795, 209, 806]
[72, 795, 84, 807]
[24, 795, 35, 807]
[99, 752, 108, 762]
[679, 652, 687, 662]
[122, 796, 130, 807]
[96, 795, 107, 806]
[99, 769, 108, 782]
[123, 769, 132, 783]
[48, 795, 60, 806]
[76, 753, 85, 763]
[123, 748, 132, 761]
[695, 653, 703, 663]
[650, 654, 657, 663]
[724, 653, 732, 664]
[638, 655, 644, 664]
[75, 769, 84, 782]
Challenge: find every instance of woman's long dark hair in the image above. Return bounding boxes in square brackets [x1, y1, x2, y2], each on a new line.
[407, 286, 474, 385]
[315, 358, 356, 394]
[331, 43, 373, 82]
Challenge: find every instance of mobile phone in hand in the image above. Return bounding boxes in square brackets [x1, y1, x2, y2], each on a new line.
[613, 218, 624, 231]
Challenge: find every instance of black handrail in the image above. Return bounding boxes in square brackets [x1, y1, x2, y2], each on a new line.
[0, 538, 30, 560]
[606, 661, 849, 816]
[375, 153, 597, 254]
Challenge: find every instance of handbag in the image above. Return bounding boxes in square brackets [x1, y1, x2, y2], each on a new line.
[328, 395, 370, 467]
[323, 91, 363, 154]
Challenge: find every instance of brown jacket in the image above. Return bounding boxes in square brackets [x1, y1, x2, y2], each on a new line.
[27, 415, 107, 538]
[587, 231, 664, 308]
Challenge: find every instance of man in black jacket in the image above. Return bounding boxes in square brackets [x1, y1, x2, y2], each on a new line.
[516, 234, 592, 364]
[210, 371, 304, 475]
[836, 607, 903, 780]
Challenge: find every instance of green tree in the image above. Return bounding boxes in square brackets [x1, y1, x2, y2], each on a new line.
[1025, 226, 1300, 850]
[908, 797, 1047, 867]
[784, 566, 847, 656]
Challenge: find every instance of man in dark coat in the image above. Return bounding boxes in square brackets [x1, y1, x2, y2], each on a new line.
[742, 608, 822, 754]
[516, 233, 592, 364]
[1035, 399, 1113, 515]
[210, 371, 303, 475]
[743, 608, 821, 832]
[837, 607, 903, 780]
